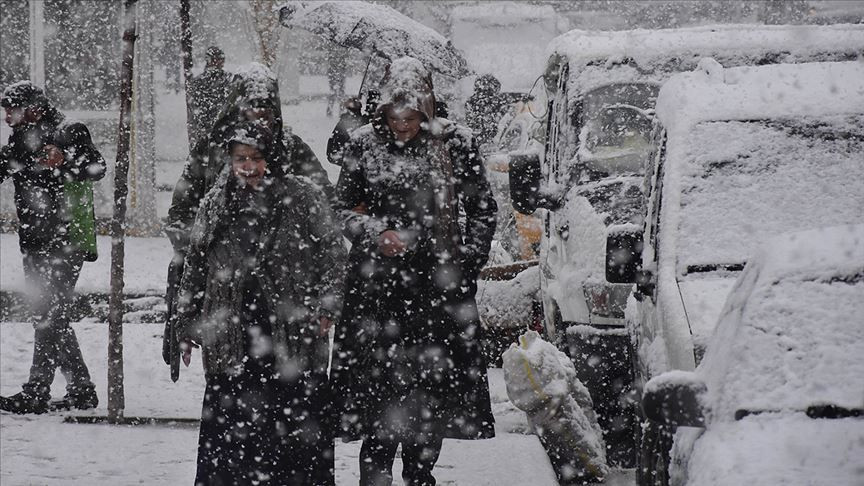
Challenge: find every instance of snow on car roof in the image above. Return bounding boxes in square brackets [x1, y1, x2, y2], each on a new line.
[547, 23, 864, 67]
[700, 224, 864, 418]
[656, 61, 864, 133]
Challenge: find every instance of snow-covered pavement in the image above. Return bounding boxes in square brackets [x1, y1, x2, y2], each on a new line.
[0, 320, 634, 485]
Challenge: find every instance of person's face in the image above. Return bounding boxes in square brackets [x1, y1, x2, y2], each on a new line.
[385, 107, 423, 143]
[242, 106, 276, 133]
[4, 106, 39, 127]
[231, 143, 267, 189]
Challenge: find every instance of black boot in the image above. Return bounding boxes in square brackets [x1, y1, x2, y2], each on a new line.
[0, 391, 50, 414]
[49, 386, 98, 411]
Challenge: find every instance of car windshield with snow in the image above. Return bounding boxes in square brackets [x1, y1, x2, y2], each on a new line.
[508, 23, 864, 470]
[609, 60, 864, 486]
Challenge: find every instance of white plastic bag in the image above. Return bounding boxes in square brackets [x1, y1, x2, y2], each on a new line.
[503, 330, 609, 483]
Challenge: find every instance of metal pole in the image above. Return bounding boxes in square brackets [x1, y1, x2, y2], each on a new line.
[179, 0, 194, 148]
[28, 0, 45, 87]
[108, 0, 138, 424]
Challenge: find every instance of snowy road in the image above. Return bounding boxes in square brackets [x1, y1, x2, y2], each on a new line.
[0, 321, 634, 485]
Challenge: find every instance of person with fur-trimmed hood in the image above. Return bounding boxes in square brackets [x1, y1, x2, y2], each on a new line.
[0, 81, 105, 414]
[171, 121, 345, 485]
[164, 63, 333, 363]
[331, 57, 498, 486]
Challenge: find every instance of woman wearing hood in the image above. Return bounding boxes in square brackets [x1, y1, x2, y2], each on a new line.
[331, 57, 498, 486]
[164, 63, 333, 363]
[171, 121, 345, 485]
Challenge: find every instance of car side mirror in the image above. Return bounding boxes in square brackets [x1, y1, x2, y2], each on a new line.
[643, 371, 707, 427]
[509, 151, 561, 215]
[606, 227, 643, 283]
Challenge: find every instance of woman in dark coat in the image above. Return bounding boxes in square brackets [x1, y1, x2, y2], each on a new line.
[331, 57, 498, 486]
[171, 122, 345, 485]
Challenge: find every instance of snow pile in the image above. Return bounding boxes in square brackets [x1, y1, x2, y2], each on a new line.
[502, 330, 609, 480]
[476, 265, 538, 329]
[699, 224, 864, 419]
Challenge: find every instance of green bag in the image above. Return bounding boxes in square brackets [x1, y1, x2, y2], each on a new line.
[64, 180, 98, 262]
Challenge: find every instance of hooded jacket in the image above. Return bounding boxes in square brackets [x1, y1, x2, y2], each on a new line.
[0, 81, 106, 255]
[465, 74, 508, 147]
[166, 63, 331, 252]
[330, 57, 497, 441]
[172, 130, 345, 376]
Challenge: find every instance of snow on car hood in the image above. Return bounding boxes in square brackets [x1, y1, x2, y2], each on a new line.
[700, 225, 864, 419]
[682, 413, 864, 486]
[677, 276, 737, 360]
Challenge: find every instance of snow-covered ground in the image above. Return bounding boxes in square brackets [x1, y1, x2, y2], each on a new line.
[0, 320, 634, 485]
[0, 232, 633, 484]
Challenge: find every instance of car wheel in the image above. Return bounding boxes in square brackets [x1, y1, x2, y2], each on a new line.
[638, 420, 672, 486]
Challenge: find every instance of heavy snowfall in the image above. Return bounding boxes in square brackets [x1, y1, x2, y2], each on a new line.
[1, 1, 863, 486]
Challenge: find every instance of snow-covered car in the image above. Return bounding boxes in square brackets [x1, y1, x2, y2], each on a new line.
[606, 60, 864, 484]
[641, 224, 864, 486]
[509, 23, 864, 467]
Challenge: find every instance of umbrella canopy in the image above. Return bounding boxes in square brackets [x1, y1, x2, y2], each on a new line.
[279, 1, 472, 78]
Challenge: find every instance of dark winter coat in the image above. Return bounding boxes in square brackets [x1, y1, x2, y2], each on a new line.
[187, 66, 231, 148]
[172, 169, 345, 377]
[330, 61, 498, 441]
[465, 74, 508, 147]
[326, 90, 380, 167]
[165, 65, 331, 252]
[0, 116, 106, 255]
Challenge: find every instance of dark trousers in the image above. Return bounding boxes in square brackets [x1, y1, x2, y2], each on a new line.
[21, 251, 93, 400]
[359, 434, 444, 486]
[195, 362, 335, 486]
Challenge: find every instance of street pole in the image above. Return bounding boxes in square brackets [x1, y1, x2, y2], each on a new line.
[179, 0, 194, 148]
[28, 0, 45, 87]
[108, 0, 138, 424]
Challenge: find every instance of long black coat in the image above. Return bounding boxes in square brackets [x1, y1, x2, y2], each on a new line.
[0, 117, 106, 255]
[173, 171, 345, 377]
[331, 119, 498, 441]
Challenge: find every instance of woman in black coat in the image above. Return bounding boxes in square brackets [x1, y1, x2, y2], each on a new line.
[331, 57, 498, 486]
[172, 122, 345, 485]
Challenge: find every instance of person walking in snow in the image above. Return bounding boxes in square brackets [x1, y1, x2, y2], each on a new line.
[187, 46, 232, 149]
[330, 57, 498, 486]
[164, 63, 332, 358]
[326, 45, 349, 117]
[465, 74, 508, 148]
[170, 121, 345, 485]
[0, 81, 105, 414]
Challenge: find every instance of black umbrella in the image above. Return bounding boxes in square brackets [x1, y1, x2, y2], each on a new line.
[279, 1, 471, 79]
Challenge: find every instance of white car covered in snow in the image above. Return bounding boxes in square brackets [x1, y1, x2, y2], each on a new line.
[509, 23, 864, 468]
[605, 60, 864, 485]
[641, 224, 864, 486]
